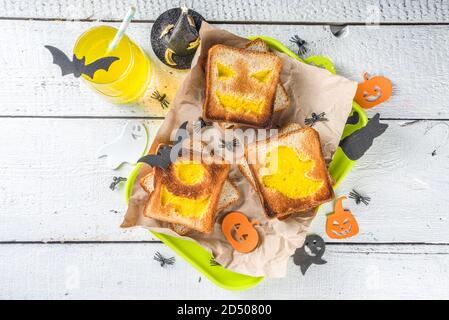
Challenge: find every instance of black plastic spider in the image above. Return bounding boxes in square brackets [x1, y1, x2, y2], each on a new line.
[305, 112, 328, 127]
[151, 90, 169, 109]
[349, 189, 371, 206]
[210, 257, 221, 267]
[193, 117, 212, 133]
[154, 252, 175, 267]
[109, 176, 127, 191]
[289, 35, 308, 56]
[219, 138, 240, 151]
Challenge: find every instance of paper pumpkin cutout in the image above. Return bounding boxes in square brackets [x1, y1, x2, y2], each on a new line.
[45, 45, 119, 79]
[339, 113, 388, 160]
[97, 121, 148, 169]
[222, 211, 260, 253]
[326, 196, 359, 239]
[354, 72, 392, 109]
[293, 234, 327, 275]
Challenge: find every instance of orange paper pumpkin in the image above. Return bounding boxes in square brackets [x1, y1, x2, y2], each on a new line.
[326, 196, 359, 239]
[221, 211, 260, 253]
[354, 72, 392, 109]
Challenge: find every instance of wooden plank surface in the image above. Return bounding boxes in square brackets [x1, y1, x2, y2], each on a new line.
[1, 0, 448, 23]
[1, 20, 448, 119]
[0, 0, 447, 299]
[1, 118, 447, 243]
[1, 243, 448, 299]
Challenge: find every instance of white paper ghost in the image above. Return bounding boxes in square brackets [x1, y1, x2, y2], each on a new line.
[97, 121, 148, 169]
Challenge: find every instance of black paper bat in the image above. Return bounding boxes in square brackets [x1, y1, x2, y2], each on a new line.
[293, 234, 327, 275]
[339, 113, 388, 160]
[44, 45, 119, 79]
[346, 111, 360, 125]
[137, 121, 189, 170]
[138, 144, 173, 170]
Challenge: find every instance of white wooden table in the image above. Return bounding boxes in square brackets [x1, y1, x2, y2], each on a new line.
[1, 0, 449, 299]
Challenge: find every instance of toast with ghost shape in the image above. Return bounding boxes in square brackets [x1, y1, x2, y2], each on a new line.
[203, 44, 282, 128]
[142, 144, 231, 233]
[245, 126, 334, 218]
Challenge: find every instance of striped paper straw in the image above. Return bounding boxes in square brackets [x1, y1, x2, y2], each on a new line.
[107, 6, 136, 53]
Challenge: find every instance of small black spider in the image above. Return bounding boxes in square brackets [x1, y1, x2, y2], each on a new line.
[349, 189, 371, 206]
[210, 257, 221, 267]
[305, 112, 328, 127]
[151, 90, 170, 109]
[193, 117, 212, 133]
[219, 138, 239, 151]
[154, 252, 175, 267]
[289, 35, 308, 57]
[109, 176, 127, 191]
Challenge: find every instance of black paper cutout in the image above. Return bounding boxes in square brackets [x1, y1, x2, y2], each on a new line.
[339, 113, 388, 160]
[137, 121, 189, 170]
[44, 45, 119, 79]
[138, 145, 173, 170]
[293, 234, 327, 275]
[346, 111, 360, 125]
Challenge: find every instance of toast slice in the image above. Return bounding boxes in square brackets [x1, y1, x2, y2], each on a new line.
[238, 122, 302, 189]
[245, 39, 290, 112]
[245, 126, 334, 218]
[203, 44, 282, 128]
[141, 171, 240, 235]
[143, 144, 230, 233]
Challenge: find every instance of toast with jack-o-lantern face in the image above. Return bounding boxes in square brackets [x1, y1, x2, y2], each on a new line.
[203, 44, 283, 128]
[142, 144, 231, 233]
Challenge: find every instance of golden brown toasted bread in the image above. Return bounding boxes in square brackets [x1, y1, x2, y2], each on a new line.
[245, 39, 290, 113]
[245, 126, 334, 218]
[142, 144, 230, 233]
[203, 44, 282, 128]
[141, 170, 240, 235]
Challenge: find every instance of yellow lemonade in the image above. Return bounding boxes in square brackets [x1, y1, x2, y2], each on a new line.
[74, 26, 151, 104]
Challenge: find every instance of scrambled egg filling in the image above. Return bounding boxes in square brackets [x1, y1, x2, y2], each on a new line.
[215, 91, 265, 115]
[216, 63, 235, 80]
[261, 146, 323, 199]
[250, 69, 272, 83]
[160, 186, 210, 218]
[173, 161, 205, 185]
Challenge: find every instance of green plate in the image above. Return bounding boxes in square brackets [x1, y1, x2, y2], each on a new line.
[125, 36, 368, 291]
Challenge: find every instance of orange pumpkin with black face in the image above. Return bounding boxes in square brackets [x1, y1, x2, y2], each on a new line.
[354, 72, 392, 109]
[326, 196, 359, 239]
[221, 211, 260, 253]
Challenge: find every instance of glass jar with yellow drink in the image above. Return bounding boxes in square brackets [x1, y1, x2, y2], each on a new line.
[74, 25, 151, 104]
